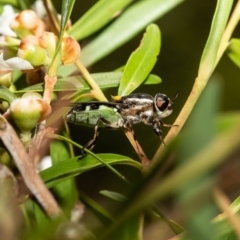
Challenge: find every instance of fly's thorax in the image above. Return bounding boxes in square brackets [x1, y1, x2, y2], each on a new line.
[119, 93, 153, 109]
[153, 93, 174, 118]
[115, 93, 154, 124]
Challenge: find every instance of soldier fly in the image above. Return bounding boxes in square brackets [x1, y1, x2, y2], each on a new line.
[66, 93, 177, 156]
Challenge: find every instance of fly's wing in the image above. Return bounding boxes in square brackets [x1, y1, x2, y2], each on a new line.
[69, 101, 122, 108]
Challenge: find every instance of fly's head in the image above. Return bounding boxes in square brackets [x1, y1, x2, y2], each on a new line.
[154, 93, 178, 118]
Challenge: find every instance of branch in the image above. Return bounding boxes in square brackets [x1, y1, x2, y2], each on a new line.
[0, 114, 61, 217]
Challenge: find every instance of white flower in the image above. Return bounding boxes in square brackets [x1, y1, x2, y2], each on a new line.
[0, 51, 33, 70]
[0, 5, 16, 37]
[38, 156, 52, 171]
[31, 0, 46, 19]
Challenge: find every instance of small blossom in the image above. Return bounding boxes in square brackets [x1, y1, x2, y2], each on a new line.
[0, 51, 33, 71]
[0, 5, 16, 37]
[31, 0, 47, 19]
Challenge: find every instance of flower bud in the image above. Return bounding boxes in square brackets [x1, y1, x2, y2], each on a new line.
[39, 32, 57, 62]
[18, 35, 48, 67]
[10, 93, 51, 133]
[10, 10, 45, 38]
[0, 70, 12, 88]
[61, 37, 80, 65]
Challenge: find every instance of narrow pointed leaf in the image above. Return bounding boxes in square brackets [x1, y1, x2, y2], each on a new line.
[100, 190, 127, 202]
[40, 154, 142, 188]
[68, 0, 133, 40]
[198, 0, 233, 79]
[118, 24, 160, 96]
[0, 86, 17, 102]
[50, 141, 77, 210]
[80, 192, 114, 225]
[80, 0, 185, 67]
[15, 72, 161, 93]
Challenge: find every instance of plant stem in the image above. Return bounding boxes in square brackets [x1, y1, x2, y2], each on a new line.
[0, 115, 61, 216]
[152, 78, 205, 164]
[75, 60, 108, 101]
[152, 0, 240, 165]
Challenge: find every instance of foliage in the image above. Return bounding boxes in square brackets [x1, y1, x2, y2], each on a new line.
[0, 0, 240, 240]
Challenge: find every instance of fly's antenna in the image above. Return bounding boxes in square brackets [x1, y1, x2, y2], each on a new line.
[172, 92, 179, 101]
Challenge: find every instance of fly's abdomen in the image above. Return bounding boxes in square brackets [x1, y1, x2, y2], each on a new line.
[66, 102, 123, 128]
[66, 107, 91, 126]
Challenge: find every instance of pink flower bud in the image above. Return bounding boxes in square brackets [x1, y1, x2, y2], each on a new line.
[39, 32, 58, 60]
[10, 10, 45, 38]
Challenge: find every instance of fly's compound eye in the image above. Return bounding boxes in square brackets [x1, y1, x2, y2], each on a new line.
[155, 94, 169, 111]
[154, 93, 174, 118]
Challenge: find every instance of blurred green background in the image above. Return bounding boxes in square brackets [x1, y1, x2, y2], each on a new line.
[52, 0, 240, 158]
[50, 2, 240, 222]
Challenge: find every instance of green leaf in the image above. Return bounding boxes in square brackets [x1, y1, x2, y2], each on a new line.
[100, 190, 127, 202]
[227, 38, 240, 68]
[80, 0, 185, 67]
[118, 24, 161, 96]
[50, 140, 70, 163]
[40, 154, 142, 188]
[50, 141, 77, 211]
[60, 0, 75, 33]
[198, 0, 234, 79]
[80, 192, 114, 225]
[18, 0, 31, 9]
[15, 72, 161, 93]
[0, 86, 17, 102]
[209, 196, 240, 240]
[68, 0, 133, 40]
[0, 1, 19, 8]
[104, 214, 143, 240]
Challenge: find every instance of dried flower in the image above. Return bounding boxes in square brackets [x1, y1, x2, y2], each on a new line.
[61, 37, 81, 65]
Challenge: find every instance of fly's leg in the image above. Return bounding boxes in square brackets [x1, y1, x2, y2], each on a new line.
[80, 117, 116, 159]
[152, 122, 165, 146]
[159, 119, 178, 128]
[81, 124, 100, 157]
[124, 122, 146, 159]
[152, 121, 178, 146]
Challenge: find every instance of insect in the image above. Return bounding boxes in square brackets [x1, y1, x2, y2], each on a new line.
[66, 93, 177, 156]
[112, 93, 178, 140]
